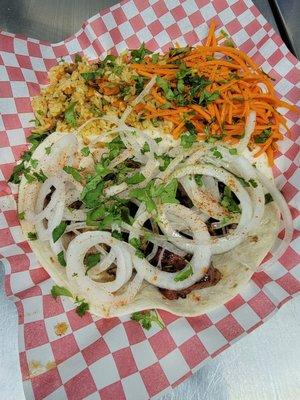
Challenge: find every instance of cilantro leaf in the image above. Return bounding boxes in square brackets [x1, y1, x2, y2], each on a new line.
[51, 285, 72, 299]
[18, 211, 25, 220]
[265, 193, 273, 204]
[131, 310, 164, 330]
[154, 153, 173, 171]
[141, 142, 150, 154]
[129, 237, 144, 258]
[65, 102, 77, 127]
[28, 232, 37, 241]
[57, 251, 66, 267]
[63, 166, 83, 182]
[126, 172, 146, 185]
[174, 263, 193, 282]
[75, 54, 82, 63]
[85, 253, 101, 274]
[45, 145, 52, 155]
[156, 76, 174, 101]
[254, 129, 272, 143]
[81, 67, 104, 81]
[81, 147, 90, 156]
[130, 43, 152, 63]
[199, 91, 220, 106]
[229, 148, 238, 155]
[130, 186, 156, 213]
[194, 174, 203, 186]
[111, 230, 123, 240]
[52, 221, 67, 243]
[134, 75, 147, 94]
[76, 301, 89, 317]
[180, 121, 197, 149]
[210, 147, 223, 159]
[33, 170, 47, 182]
[220, 187, 241, 213]
[249, 179, 258, 188]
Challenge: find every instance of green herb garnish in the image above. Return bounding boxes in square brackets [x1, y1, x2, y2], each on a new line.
[63, 166, 83, 182]
[28, 232, 37, 241]
[131, 310, 164, 330]
[81, 147, 90, 156]
[254, 129, 272, 143]
[174, 263, 193, 282]
[57, 251, 66, 267]
[52, 221, 67, 243]
[65, 102, 77, 127]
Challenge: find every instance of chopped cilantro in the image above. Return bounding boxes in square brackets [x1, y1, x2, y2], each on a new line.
[75, 54, 82, 63]
[126, 172, 146, 185]
[254, 129, 272, 143]
[180, 121, 197, 149]
[130, 43, 152, 63]
[24, 171, 36, 183]
[28, 232, 37, 241]
[151, 53, 159, 64]
[229, 148, 238, 155]
[85, 253, 101, 274]
[265, 193, 273, 204]
[129, 237, 144, 258]
[220, 187, 241, 213]
[199, 90, 220, 106]
[18, 211, 25, 220]
[52, 221, 67, 243]
[111, 230, 123, 240]
[210, 147, 223, 159]
[194, 174, 203, 187]
[65, 102, 77, 127]
[134, 75, 147, 94]
[57, 251, 66, 267]
[63, 166, 83, 182]
[45, 145, 52, 155]
[141, 142, 150, 154]
[75, 301, 89, 317]
[51, 285, 72, 299]
[238, 177, 250, 187]
[30, 159, 38, 168]
[81, 67, 104, 80]
[174, 263, 193, 282]
[155, 137, 162, 143]
[33, 170, 47, 183]
[154, 153, 173, 172]
[81, 147, 90, 156]
[249, 179, 258, 188]
[131, 310, 164, 330]
[156, 76, 174, 101]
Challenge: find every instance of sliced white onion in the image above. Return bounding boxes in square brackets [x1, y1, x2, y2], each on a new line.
[120, 76, 157, 123]
[235, 110, 256, 154]
[66, 231, 133, 300]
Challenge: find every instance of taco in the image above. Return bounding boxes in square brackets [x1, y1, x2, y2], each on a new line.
[17, 120, 291, 317]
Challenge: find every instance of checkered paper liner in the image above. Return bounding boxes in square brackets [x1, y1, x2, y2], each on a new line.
[0, 0, 299, 398]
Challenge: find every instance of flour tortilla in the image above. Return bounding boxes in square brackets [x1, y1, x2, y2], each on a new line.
[18, 132, 280, 317]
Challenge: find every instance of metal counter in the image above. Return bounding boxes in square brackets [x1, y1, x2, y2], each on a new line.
[0, 1, 299, 399]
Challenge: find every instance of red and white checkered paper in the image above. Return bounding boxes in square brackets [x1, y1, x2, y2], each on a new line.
[0, 0, 299, 399]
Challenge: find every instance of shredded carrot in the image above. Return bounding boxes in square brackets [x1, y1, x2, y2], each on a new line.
[172, 120, 186, 139]
[126, 21, 297, 165]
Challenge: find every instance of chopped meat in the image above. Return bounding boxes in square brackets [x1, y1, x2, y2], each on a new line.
[68, 200, 83, 209]
[159, 265, 222, 300]
[150, 248, 192, 271]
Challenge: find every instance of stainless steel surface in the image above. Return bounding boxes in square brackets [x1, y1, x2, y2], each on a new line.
[274, 0, 300, 57]
[0, 1, 299, 399]
[0, 0, 280, 43]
